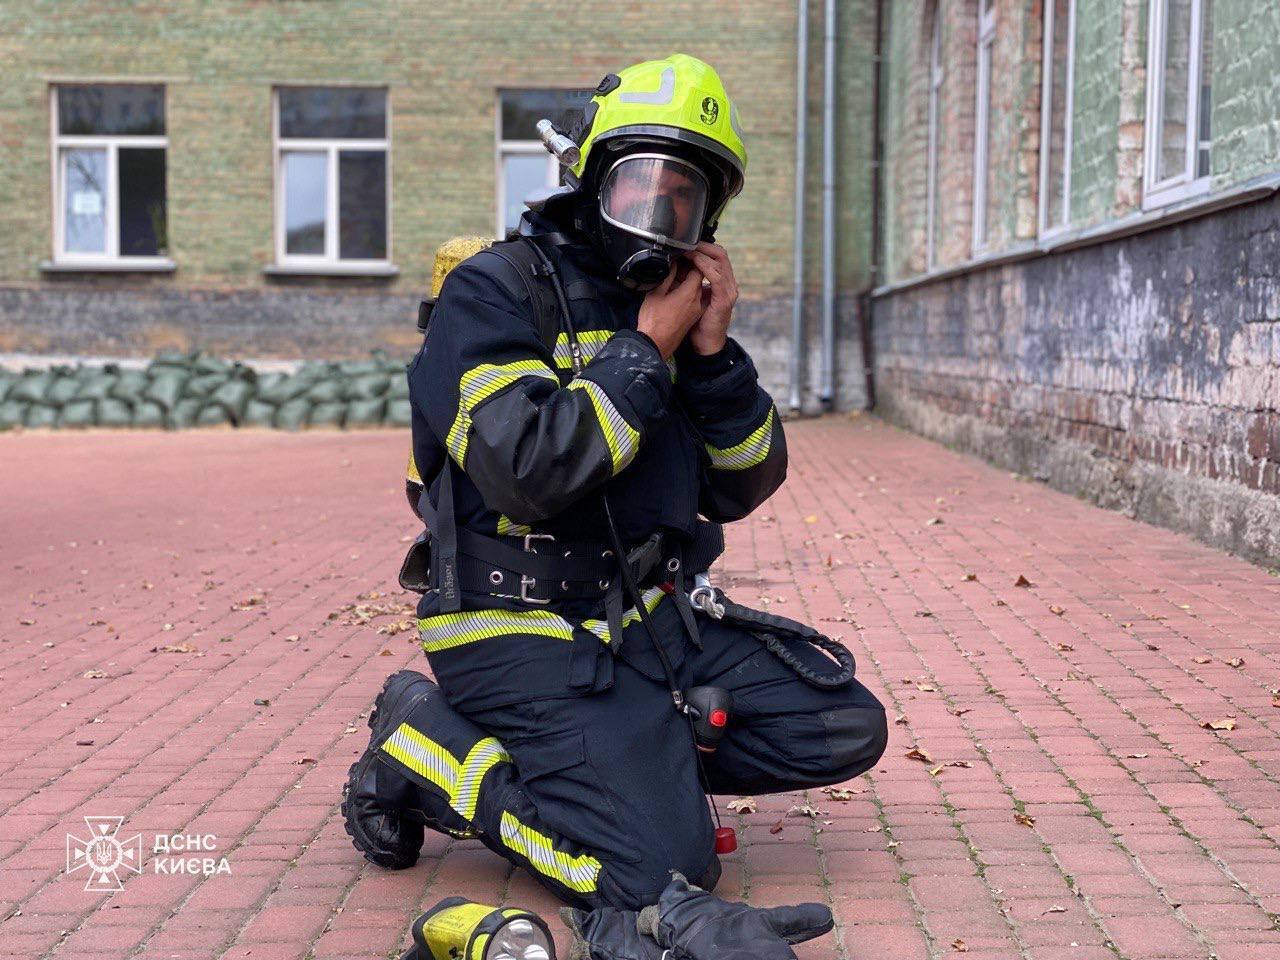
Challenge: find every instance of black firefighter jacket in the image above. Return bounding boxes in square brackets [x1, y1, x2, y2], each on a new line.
[407, 217, 787, 614]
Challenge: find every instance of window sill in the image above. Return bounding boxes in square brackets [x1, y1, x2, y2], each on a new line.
[263, 262, 399, 278]
[39, 258, 177, 274]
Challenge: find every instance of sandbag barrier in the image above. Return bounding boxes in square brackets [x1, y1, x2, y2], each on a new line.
[0, 352, 412, 431]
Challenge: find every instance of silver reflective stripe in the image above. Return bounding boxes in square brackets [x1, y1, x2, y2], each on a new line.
[729, 101, 745, 142]
[618, 67, 675, 105]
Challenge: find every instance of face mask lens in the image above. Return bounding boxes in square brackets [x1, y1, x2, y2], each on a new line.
[600, 155, 708, 248]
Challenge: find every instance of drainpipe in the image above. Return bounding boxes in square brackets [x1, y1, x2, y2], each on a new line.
[858, 0, 886, 410]
[787, 0, 809, 413]
[819, 0, 838, 409]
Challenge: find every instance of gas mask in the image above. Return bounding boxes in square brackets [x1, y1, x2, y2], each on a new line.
[595, 153, 710, 292]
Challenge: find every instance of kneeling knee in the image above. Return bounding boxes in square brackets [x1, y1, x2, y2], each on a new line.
[822, 706, 888, 779]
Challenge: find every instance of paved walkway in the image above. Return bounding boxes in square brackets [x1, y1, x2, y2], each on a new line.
[1, 418, 1278, 960]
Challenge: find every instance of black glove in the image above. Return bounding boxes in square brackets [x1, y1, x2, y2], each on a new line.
[636, 873, 834, 960]
[560, 906, 663, 960]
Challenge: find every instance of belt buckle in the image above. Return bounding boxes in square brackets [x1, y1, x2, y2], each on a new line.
[520, 533, 555, 605]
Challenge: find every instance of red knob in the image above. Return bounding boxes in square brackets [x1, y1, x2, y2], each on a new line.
[714, 827, 738, 854]
[709, 709, 729, 728]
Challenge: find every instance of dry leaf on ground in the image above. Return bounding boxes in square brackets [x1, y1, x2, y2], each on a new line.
[231, 594, 266, 611]
[769, 818, 784, 835]
[821, 787, 862, 801]
[1043, 905, 1067, 914]
[1014, 812, 1036, 827]
[905, 747, 934, 764]
[961, 573, 978, 582]
[727, 797, 757, 814]
[1049, 605, 1066, 616]
[951, 939, 968, 953]
[151, 642, 198, 654]
[787, 804, 825, 819]
[1201, 718, 1237, 731]
[1014, 574, 1032, 587]
[1056, 643, 1074, 651]
[1192, 656, 1211, 664]
[83, 669, 107, 679]
[1226, 658, 1245, 668]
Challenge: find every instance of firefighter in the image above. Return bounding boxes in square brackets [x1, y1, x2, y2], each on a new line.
[345, 53, 887, 957]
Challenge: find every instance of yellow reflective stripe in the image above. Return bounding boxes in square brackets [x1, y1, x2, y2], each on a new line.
[446, 359, 558, 466]
[496, 515, 533, 537]
[553, 330, 614, 370]
[380, 726, 511, 824]
[581, 586, 667, 645]
[418, 608, 577, 652]
[499, 811, 601, 894]
[706, 408, 775, 471]
[567, 379, 640, 474]
[381, 723, 460, 795]
[455, 738, 511, 822]
[406, 451, 422, 484]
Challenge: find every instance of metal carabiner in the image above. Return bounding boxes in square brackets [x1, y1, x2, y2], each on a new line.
[688, 572, 725, 620]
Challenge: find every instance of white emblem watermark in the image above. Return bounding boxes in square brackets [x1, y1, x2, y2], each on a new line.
[65, 817, 231, 891]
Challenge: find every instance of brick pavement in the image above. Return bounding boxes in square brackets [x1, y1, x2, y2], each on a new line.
[1, 418, 1278, 960]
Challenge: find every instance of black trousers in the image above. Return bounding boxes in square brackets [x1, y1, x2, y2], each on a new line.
[413, 591, 888, 910]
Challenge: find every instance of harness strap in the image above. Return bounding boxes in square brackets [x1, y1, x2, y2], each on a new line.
[715, 592, 857, 690]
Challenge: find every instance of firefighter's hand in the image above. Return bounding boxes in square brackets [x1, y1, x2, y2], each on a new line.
[638, 263, 706, 360]
[684, 243, 738, 356]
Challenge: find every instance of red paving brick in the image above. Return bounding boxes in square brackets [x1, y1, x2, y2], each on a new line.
[2, 418, 1279, 959]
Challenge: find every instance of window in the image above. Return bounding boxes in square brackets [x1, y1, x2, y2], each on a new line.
[497, 89, 591, 237]
[972, 0, 997, 252]
[273, 87, 389, 268]
[1144, 0, 1214, 208]
[925, 7, 944, 269]
[1039, 0, 1076, 235]
[52, 85, 168, 265]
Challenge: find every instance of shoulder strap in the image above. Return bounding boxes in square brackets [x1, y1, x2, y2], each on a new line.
[474, 241, 563, 351]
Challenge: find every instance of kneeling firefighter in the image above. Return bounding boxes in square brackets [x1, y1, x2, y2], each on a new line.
[345, 54, 889, 958]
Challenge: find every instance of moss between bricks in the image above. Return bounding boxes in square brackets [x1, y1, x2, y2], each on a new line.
[0, 352, 412, 431]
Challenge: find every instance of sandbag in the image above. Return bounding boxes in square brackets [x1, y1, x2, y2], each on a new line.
[168, 397, 202, 429]
[132, 400, 166, 428]
[185, 373, 229, 398]
[305, 378, 343, 403]
[98, 397, 134, 427]
[338, 359, 380, 377]
[208, 380, 253, 422]
[45, 374, 81, 407]
[0, 400, 25, 430]
[150, 351, 195, 373]
[195, 403, 231, 427]
[385, 375, 410, 401]
[343, 372, 389, 401]
[10, 372, 53, 404]
[110, 370, 149, 402]
[273, 398, 311, 431]
[75, 372, 118, 402]
[241, 399, 277, 428]
[24, 403, 58, 428]
[144, 372, 186, 410]
[57, 399, 97, 428]
[385, 398, 413, 428]
[344, 398, 386, 428]
[0, 373, 14, 402]
[298, 360, 338, 380]
[191, 353, 231, 376]
[307, 401, 346, 428]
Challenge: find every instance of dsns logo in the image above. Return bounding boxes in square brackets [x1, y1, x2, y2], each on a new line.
[699, 96, 720, 126]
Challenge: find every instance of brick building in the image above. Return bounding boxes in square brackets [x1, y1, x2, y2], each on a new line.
[872, 1, 1280, 566]
[0, 0, 876, 411]
[2, 1, 1279, 564]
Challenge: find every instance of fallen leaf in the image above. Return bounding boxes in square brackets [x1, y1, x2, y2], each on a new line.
[915, 682, 938, 692]
[231, 594, 266, 611]
[926, 517, 943, 526]
[951, 939, 968, 953]
[1014, 575, 1032, 587]
[769, 818, 784, 835]
[83, 669, 107, 679]
[1049, 605, 1066, 616]
[1192, 656, 1211, 664]
[961, 573, 978, 582]
[905, 747, 934, 764]
[253, 698, 271, 706]
[1044, 905, 1067, 914]
[787, 804, 825, 819]
[914, 610, 935, 618]
[1127, 752, 1148, 759]
[1201, 718, 1237, 731]
[948, 707, 972, 717]
[865, 824, 882, 833]
[151, 642, 198, 654]
[1145, 643, 1160, 651]
[894, 714, 908, 725]
[379, 648, 394, 657]
[377, 619, 416, 636]
[947, 760, 973, 768]
[821, 787, 862, 801]
[18, 618, 35, 626]
[727, 797, 757, 814]
[1014, 812, 1036, 827]
[803, 515, 818, 524]
[1056, 643, 1074, 651]
[928, 765, 944, 777]
[75, 739, 94, 746]
[1226, 658, 1244, 668]
[294, 757, 316, 765]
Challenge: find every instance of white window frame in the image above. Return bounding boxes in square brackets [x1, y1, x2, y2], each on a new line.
[1038, 0, 1077, 238]
[1143, 0, 1212, 210]
[272, 87, 392, 268]
[495, 137, 559, 239]
[50, 85, 169, 268]
[971, 2, 997, 254]
[925, 8, 945, 269]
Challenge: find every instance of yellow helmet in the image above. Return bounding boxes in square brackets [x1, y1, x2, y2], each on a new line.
[569, 54, 747, 229]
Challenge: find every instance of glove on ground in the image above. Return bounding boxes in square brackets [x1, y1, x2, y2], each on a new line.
[560, 906, 663, 960]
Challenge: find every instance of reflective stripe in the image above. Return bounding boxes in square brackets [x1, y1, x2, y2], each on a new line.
[618, 66, 676, 105]
[380, 725, 511, 824]
[419, 608, 577, 652]
[706, 407, 775, 470]
[567, 379, 639, 473]
[496, 515, 532, 537]
[581, 586, 668, 645]
[553, 330, 613, 370]
[381, 724, 460, 795]
[406, 451, 422, 484]
[499, 811, 601, 894]
[446, 359, 558, 466]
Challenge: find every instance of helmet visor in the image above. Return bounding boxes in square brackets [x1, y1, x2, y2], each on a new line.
[599, 154, 709, 250]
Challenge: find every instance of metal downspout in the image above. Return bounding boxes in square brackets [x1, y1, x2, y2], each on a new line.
[819, 0, 838, 408]
[787, 0, 809, 413]
[859, 0, 886, 410]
